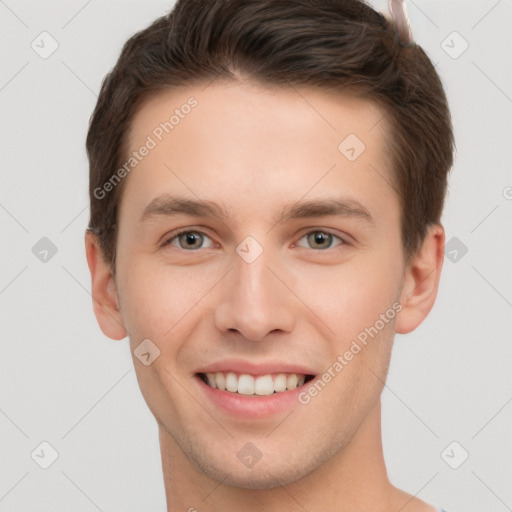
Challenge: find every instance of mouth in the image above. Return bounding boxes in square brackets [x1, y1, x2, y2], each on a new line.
[197, 371, 315, 396]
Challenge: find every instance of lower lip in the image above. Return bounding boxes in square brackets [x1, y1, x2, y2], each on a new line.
[194, 375, 311, 419]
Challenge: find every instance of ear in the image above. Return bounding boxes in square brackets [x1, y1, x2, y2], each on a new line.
[84, 230, 128, 340]
[395, 224, 445, 334]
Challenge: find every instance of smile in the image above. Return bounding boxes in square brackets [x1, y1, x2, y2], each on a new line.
[198, 372, 315, 396]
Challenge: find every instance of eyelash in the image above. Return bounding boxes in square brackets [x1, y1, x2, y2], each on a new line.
[161, 228, 348, 252]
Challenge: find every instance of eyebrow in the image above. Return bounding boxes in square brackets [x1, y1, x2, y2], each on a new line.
[139, 194, 374, 226]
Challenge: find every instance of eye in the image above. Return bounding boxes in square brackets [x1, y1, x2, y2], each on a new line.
[296, 230, 345, 250]
[162, 230, 214, 251]
[162, 229, 346, 252]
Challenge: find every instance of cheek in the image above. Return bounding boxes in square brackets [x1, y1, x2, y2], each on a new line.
[118, 259, 217, 341]
[316, 262, 400, 406]
[297, 257, 401, 346]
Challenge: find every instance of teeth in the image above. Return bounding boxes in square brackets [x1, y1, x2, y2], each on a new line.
[226, 372, 238, 392]
[202, 372, 309, 395]
[206, 373, 217, 388]
[274, 373, 287, 392]
[215, 372, 225, 390]
[238, 374, 254, 395]
[286, 373, 298, 390]
[254, 375, 273, 395]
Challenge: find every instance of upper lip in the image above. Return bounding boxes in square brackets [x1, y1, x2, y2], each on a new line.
[195, 359, 317, 377]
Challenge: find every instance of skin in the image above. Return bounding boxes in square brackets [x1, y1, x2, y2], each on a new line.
[85, 79, 444, 511]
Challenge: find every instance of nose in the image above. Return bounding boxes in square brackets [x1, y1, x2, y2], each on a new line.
[214, 243, 296, 342]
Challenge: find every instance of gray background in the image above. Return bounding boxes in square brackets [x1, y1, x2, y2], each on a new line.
[1, 0, 511, 511]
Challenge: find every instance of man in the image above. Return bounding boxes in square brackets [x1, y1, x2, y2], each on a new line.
[85, 0, 454, 510]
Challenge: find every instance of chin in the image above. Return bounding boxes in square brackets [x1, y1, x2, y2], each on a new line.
[190, 448, 323, 490]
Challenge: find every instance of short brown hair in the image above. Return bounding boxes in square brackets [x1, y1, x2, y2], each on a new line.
[86, 0, 455, 271]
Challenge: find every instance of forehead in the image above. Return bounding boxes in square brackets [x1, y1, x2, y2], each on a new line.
[120, 80, 397, 227]
[129, 80, 389, 158]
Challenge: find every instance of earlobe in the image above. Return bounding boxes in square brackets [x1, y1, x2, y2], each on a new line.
[395, 224, 445, 334]
[84, 230, 128, 340]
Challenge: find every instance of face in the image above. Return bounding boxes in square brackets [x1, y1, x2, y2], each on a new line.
[96, 80, 414, 488]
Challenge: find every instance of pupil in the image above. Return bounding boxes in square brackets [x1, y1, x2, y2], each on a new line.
[312, 232, 330, 248]
[183, 233, 200, 248]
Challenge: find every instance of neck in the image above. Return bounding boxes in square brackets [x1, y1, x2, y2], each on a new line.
[158, 399, 405, 511]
